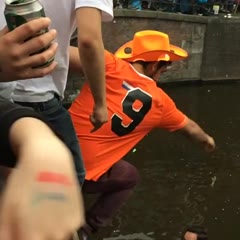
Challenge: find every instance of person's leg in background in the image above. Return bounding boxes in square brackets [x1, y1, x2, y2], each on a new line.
[14, 95, 85, 185]
[129, 0, 142, 10]
[81, 160, 140, 237]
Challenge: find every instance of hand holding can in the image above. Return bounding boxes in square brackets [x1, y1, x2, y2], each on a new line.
[4, 0, 56, 68]
[0, 17, 58, 81]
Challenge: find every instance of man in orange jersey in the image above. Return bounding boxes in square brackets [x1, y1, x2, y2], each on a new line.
[69, 30, 214, 240]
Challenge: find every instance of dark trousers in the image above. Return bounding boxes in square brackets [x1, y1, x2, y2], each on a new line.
[82, 160, 140, 235]
[15, 95, 85, 185]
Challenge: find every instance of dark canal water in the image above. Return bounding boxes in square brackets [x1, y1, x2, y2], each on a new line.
[84, 82, 240, 240]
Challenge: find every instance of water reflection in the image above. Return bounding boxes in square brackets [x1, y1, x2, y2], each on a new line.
[84, 82, 240, 240]
[103, 232, 155, 240]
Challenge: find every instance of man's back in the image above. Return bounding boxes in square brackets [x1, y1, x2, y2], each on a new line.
[69, 51, 187, 181]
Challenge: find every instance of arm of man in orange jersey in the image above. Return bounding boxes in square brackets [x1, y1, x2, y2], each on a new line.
[159, 91, 215, 152]
[178, 118, 215, 152]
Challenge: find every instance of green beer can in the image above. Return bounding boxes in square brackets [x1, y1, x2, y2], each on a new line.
[4, 0, 54, 67]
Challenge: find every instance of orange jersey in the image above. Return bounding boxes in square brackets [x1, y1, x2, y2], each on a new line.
[69, 51, 188, 181]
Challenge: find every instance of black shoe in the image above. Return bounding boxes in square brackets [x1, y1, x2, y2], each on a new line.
[71, 231, 84, 240]
[76, 229, 88, 240]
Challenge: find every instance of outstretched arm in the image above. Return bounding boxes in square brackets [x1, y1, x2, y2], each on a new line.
[178, 118, 215, 152]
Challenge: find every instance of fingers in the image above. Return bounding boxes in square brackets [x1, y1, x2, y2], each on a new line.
[0, 60, 58, 81]
[90, 126, 99, 133]
[23, 29, 57, 56]
[205, 145, 215, 152]
[89, 114, 102, 133]
[28, 61, 58, 78]
[6, 17, 52, 42]
[26, 41, 58, 68]
[204, 143, 215, 152]
[6, 42, 58, 79]
[207, 137, 215, 152]
[4, 40, 58, 78]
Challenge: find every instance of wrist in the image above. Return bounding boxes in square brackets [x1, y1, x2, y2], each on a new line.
[94, 98, 107, 107]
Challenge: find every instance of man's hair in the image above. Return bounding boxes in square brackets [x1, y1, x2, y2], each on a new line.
[133, 60, 172, 69]
[133, 60, 151, 68]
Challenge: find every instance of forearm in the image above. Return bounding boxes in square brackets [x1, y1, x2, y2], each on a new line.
[76, 7, 106, 106]
[0, 102, 75, 171]
[0, 102, 59, 168]
[9, 117, 59, 160]
[10, 117, 79, 179]
[79, 39, 106, 105]
[179, 118, 211, 145]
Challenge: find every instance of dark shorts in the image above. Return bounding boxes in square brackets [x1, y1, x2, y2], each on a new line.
[0, 101, 48, 168]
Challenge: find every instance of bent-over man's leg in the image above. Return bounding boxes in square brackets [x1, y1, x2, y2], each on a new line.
[82, 160, 140, 235]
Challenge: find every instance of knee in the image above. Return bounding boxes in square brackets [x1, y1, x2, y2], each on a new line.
[97, 160, 141, 191]
[124, 163, 141, 188]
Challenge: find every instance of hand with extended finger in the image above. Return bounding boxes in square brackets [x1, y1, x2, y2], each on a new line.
[90, 103, 108, 133]
[203, 135, 215, 152]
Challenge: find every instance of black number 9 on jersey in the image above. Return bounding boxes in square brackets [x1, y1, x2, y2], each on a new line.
[111, 88, 152, 136]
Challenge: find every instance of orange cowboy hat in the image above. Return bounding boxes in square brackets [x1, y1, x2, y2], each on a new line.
[115, 30, 188, 62]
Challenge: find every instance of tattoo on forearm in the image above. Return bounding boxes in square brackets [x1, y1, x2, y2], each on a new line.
[32, 171, 72, 205]
[36, 171, 72, 186]
[32, 192, 68, 205]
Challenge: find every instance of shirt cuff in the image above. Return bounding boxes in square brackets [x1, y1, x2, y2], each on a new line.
[75, 0, 113, 22]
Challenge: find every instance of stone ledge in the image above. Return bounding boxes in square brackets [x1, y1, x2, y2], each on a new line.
[113, 9, 240, 23]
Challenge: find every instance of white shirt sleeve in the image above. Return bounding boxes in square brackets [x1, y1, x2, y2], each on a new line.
[75, 0, 113, 22]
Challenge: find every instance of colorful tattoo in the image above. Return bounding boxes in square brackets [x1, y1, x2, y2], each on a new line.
[36, 171, 72, 186]
[32, 172, 72, 205]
